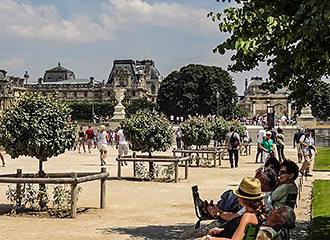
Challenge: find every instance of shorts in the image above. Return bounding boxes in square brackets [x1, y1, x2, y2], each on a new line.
[296, 144, 302, 156]
[98, 143, 108, 151]
[79, 137, 85, 143]
[118, 143, 129, 157]
[86, 139, 93, 146]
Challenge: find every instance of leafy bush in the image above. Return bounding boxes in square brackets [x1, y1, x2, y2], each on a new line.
[121, 110, 173, 156]
[52, 185, 82, 216]
[0, 93, 77, 173]
[212, 118, 230, 142]
[180, 117, 213, 147]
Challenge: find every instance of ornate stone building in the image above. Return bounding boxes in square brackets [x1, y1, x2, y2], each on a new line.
[0, 59, 162, 115]
[240, 77, 292, 119]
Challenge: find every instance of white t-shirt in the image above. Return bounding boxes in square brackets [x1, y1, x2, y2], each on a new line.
[257, 129, 266, 143]
[117, 129, 127, 144]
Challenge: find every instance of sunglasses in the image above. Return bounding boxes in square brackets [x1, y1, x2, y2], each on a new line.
[279, 170, 287, 175]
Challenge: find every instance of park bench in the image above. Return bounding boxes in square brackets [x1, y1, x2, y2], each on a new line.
[116, 155, 190, 183]
[173, 148, 223, 167]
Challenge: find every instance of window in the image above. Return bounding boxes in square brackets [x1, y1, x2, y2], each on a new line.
[151, 85, 156, 95]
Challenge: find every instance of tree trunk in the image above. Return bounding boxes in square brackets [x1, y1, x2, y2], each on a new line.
[148, 152, 154, 179]
[38, 157, 47, 210]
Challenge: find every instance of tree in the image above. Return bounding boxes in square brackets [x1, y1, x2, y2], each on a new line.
[157, 64, 238, 118]
[124, 97, 157, 117]
[121, 110, 173, 157]
[212, 118, 229, 143]
[180, 117, 213, 147]
[209, 0, 330, 109]
[310, 82, 330, 121]
[0, 93, 77, 175]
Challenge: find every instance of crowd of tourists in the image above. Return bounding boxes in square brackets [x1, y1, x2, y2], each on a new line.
[76, 125, 129, 166]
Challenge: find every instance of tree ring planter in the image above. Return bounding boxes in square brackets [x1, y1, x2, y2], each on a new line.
[116, 155, 190, 183]
[0, 168, 109, 218]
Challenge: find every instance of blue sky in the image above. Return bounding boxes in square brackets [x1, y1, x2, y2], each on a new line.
[0, 0, 269, 95]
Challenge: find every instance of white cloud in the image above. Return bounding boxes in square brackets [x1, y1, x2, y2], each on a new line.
[0, 56, 25, 70]
[0, 0, 113, 43]
[0, 0, 214, 44]
[101, 0, 214, 33]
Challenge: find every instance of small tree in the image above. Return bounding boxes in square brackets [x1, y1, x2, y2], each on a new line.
[121, 110, 173, 176]
[121, 110, 173, 157]
[180, 117, 213, 148]
[212, 118, 229, 144]
[0, 93, 77, 175]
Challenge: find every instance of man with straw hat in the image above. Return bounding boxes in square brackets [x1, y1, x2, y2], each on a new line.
[97, 125, 110, 166]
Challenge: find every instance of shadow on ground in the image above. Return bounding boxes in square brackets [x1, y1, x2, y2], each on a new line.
[0, 204, 12, 215]
[288, 220, 311, 240]
[311, 216, 330, 240]
[97, 223, 193, 240]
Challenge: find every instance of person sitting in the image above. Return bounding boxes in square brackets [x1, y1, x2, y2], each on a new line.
[271, 160, 298, 208]
[256, 206, 296, 240]
[204, 177, 267, 240]
[264, 157, 281, 176]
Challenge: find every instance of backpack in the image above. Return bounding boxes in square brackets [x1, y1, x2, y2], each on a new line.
[230, 132, 240, 148]
[216, 189, 241, 212]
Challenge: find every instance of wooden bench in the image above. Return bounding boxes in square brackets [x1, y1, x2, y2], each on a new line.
[116, 155, 190, 183]
[172, 148, 223, 167]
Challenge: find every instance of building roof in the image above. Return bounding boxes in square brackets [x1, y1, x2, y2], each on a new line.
[43, 62, 76, 83]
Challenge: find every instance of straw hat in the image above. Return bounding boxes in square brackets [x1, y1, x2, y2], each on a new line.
[234, 177, 265, 200]
[100, 125, 106, 130]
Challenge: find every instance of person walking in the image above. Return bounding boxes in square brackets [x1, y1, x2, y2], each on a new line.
[276, 127, 286, 162]
[97, 125, 110, 166]
[259, 131, 274, 163]
[116, 128, 128, 166]
[256, 127, 267, 163]
[85, 126, 94, 153]
[299, 128, 317, 177]
[175, 127, 182, 149]
[77, 126, 86, 153]
[225, 127, 240, 168]
[293, 128, 304, 163]
[0, 151, 5, 167]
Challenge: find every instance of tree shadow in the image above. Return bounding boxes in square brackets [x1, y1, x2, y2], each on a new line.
[311, 216, 330, 239]
[97, 223, 193, 240]
[0, 204, 12, 215]
[289, 220, 311, 240]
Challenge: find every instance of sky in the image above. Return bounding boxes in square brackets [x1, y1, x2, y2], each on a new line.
[0, 0, 270, 95]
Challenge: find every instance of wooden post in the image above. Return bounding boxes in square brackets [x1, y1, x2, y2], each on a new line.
[213, 153, 217, 167]
[70, 172, 78, 218]
[16, 169, 22, 209]
[184, 159, 188, 180]
[133, 161, 136, 177]
[117, 159, 121, 180]
[174, 161, 179, 183]
[100, 168, 106, 209]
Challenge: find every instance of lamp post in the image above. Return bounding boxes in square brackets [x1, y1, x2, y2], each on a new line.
[267, 105, 275, 129]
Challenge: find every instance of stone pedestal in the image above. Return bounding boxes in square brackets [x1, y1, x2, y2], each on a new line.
[297, 106, 316, 128]
[110, 88, 126, 129]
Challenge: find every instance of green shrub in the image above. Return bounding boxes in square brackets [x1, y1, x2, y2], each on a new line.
[212, 118, 230, 142]
[180, 117, 213, 147]
[121, 110, 173, 156]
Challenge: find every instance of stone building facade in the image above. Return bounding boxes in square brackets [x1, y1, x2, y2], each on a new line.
[0, 59, 162, 115]
[240, 77, 292, 119]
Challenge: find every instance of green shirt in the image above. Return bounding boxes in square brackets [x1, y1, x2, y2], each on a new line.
[262, 138, 273, 152]
[271, 183, 298, 208]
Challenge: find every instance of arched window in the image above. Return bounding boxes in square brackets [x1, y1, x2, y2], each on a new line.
[151, 85, 156, 95]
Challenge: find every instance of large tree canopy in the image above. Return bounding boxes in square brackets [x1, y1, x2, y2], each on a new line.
[310, 82, 330, 121]
[209, 0, 330, 108]
[157, 64, 238, 118]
